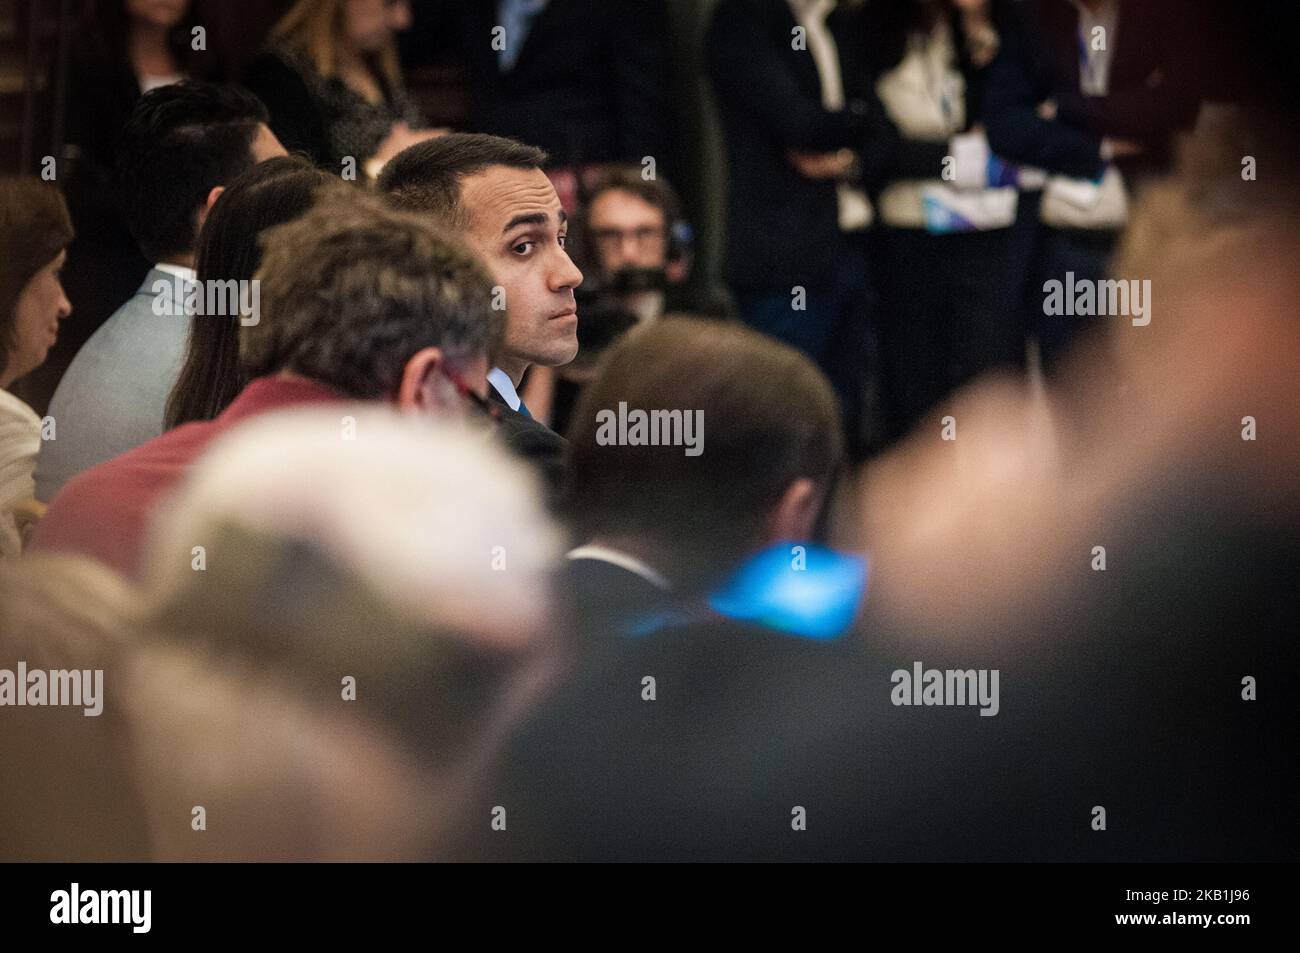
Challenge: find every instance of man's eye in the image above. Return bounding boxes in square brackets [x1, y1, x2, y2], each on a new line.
[512, 241, 535, 255]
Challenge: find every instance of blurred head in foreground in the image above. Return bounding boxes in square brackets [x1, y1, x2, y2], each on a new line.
[0, 555, 150, 860]
[838, 14, 1300, 861]
[859, 93, 1300, 637]
[131, 406, 563, 859]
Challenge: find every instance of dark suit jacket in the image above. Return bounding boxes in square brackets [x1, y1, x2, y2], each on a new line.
[983, 0, 1209, 184]
[487, 387, 567, 506]
[243, 46, 424, 167]
[558, 556, 683, 644]
[706, 0, 896, 293]
[443, 618, 874, 861]
[446, 487, 1299, 862]
[421, 0, 672, 171]
[242, 50, 333, 165]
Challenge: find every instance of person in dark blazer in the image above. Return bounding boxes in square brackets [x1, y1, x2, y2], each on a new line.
[981, 0, 1209, 367]
[983, 0, 1207, 186]
[558, 317, 843, 644]
[446, 0, 1300, 867]
[485, 386, 567, 507]
[408, 0, 673, 177]
[380, 134, 580, 500]
[706, 0, 897, 459]
[448, 495, 1300, 862]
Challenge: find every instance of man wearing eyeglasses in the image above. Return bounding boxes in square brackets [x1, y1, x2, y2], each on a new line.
[580, 168, 692, 326]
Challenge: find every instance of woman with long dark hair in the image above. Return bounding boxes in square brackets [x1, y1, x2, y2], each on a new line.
[164, 156, 336, 430]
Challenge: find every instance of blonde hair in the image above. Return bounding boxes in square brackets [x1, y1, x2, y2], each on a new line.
[125, 641, 440, 861]
[272, 0, 403, 88]
[0, 556, 151, 860]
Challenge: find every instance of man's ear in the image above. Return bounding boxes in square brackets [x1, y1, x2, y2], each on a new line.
[197, 186, 225, 232]
[396, 347, 445, 413]
[766, 477, 822, 544]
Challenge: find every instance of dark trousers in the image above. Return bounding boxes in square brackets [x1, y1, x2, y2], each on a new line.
[1028, 225, 1119, 371]
[732, 243, 877, 460]
[876, 225, 1023, 440]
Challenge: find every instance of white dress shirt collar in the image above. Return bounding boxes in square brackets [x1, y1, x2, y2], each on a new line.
[154, 262, 197, 283]
[566, 544, 671, 591]
[487, 367, 522, 411]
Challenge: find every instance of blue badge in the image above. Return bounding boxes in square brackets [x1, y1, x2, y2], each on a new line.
[709, 543, 868, 640]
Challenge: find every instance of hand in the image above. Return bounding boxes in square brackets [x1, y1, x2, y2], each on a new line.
[788, 148, 856, 180]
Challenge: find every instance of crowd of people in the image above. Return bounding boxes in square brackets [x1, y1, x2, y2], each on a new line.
[1, 0, 1296, 861]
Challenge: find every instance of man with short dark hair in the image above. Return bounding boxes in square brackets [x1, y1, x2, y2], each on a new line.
[561, 317, 843, 639]
[32, 194, 502, 580]
[380, 133, 580, 491]
[444, 317, 855, 863]
[36, 81, 286, 501]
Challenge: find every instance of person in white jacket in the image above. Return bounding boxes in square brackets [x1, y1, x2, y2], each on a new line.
[0, 178, 74, 557]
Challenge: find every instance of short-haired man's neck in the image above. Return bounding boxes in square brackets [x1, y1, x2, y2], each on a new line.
[581, 533, 750, 598]
[581, 478, 826, 595]
[494, 354, 531, 389]
[584, 534, 680, 590]
[130, 20, 174, 65]
[157, 250, 197, 270]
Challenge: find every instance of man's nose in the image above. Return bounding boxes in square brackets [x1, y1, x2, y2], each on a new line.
[551, 247, 584, 290]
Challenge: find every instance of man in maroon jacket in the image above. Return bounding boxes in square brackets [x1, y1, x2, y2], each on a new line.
[31, 194, 502, 579]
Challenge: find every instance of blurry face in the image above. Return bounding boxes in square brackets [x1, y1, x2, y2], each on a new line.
[459, 166, 583, 377]
[4, 250, 71, 388]
[126, 0, 190, 29]
[345, 0, 412, 53]
[588, 189, 668, 275]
